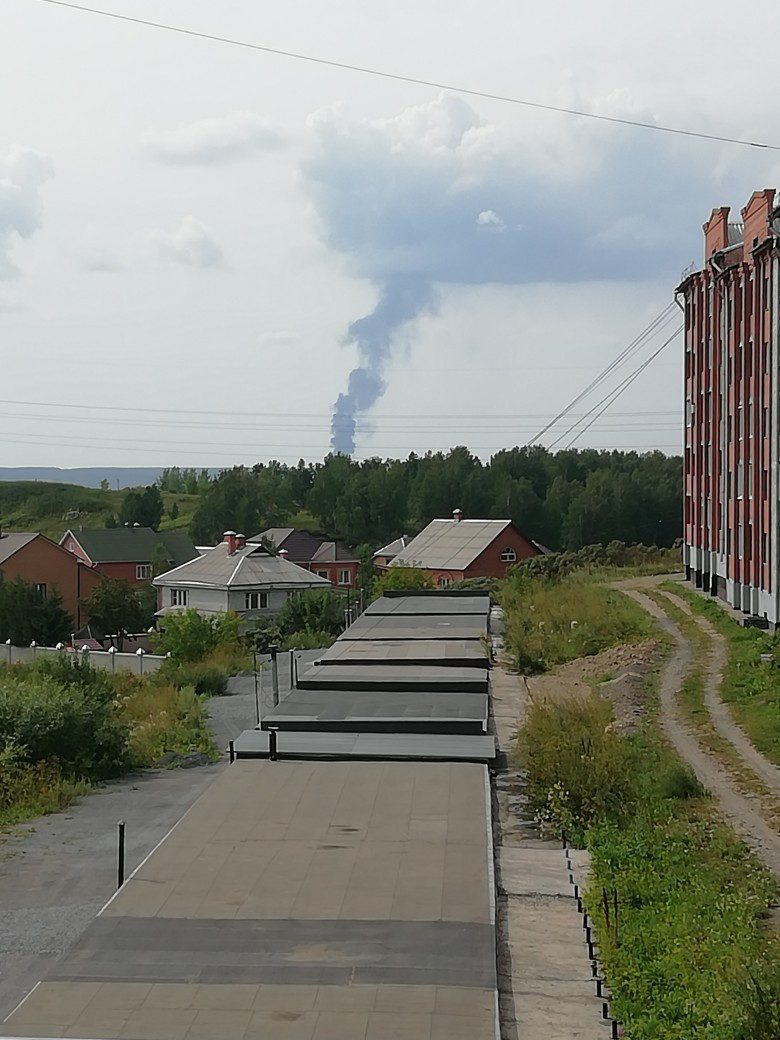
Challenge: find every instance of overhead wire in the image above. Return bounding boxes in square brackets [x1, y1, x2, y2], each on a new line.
[29, 0, 780, 151]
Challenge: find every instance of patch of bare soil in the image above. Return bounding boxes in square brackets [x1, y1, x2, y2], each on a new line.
[526, 639, 663, 731]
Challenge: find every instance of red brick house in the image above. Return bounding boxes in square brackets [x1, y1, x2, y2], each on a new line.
[252, 528, 360, 588]
[388, 510, 540, 586]
[0, 527, 101, 628]
[60, 527, 197, 584]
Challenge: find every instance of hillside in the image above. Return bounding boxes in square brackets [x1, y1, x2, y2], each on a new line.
[0, 467, 168, 488]
[0, 481, 200, 542]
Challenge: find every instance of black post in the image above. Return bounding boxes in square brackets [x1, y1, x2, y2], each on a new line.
[293, 651, 299, 689]
[269, 728, 278, 762]
[253, 650, 260, 726]
[229, 740, 235, 763]
[270, 645, 279, 707]
[117, 820, 125, 890]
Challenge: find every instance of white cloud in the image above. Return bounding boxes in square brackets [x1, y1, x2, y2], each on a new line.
[81, 249, 122, 273]
[154, 216, 225, 268]
[259, 330, 298, 346]
[477, 209, 505, 229]
[143, 112, 285, 164]
[0, 145, 53, 279]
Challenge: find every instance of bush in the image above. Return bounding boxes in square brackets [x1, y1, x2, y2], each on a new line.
[0, 666, 129, 780]
[115, 681, 216, 765]
[0, 740, 88, 824]
[516, 691, 637, 841]
[372, 567, 435, 598]
[513, 541, 681, 583]
[154, 609, 244, 663]
[281, 629, 337, 651]
[274, 589, 346, 638]
[161, 661, 229, 697]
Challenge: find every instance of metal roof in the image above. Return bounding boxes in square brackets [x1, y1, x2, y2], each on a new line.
[153, 541, 332, 590]
[373, 534, 408, 558]
[0, 531, 38, 566]
[728, 222, 745, 246]
[391, 517, 513, 570]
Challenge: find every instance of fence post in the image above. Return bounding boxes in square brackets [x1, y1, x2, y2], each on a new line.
[269, 645, 279, 707]
[108, 646, 117, 674]
[30, 640, 37, 663]
[81, 645, 90, 666]
[136, 647, 145, 676]
[117, 820, 125, 889]
[252, 650, 260, 726]
[5, 638, 11, 666]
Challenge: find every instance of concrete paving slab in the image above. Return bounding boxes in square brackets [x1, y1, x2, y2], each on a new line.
[297, 664, 489, 693]
[320, 639, 488, 668]
[342, 614, 487, 641]
[499, 848, 574, 898]
[233, 729, 497, 761]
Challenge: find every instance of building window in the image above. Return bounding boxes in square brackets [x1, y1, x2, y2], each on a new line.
[35, 583, 47, 600]
[136, 564, 152, 580]
[438, 577, 452, 588]
[171, 589, 188, 607]
[245, 592, 268, 610]
[500, 547, 517, 562]
[68, 541, 75, 552]
[338, 569, 351, 585]
[316, 569, 329, 579]
[737, 461, 744, 499]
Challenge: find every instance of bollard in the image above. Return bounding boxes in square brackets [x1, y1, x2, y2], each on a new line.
[602, 1002, 610, 1021]
[293, 651, 299, 689]
[591, 959, 599, 978]
[595, 978, 603, 998]
[252, 650, 260, 726]
[269, 728, 278, 762]
[229, 740, 235, 764]
[269, 645, 279, 707]
[117, 821, 126, 889]
[289, 649, 294, 690]
[573, 883, 579, 900]
[611, 1021, 620, 1039]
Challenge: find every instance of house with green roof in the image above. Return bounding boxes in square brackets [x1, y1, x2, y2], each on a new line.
[60, 526, 198, 585]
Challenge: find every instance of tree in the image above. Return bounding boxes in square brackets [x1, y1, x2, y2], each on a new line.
[99, 478, 110, 492]
[153, 609, 242, 662]
[168, 501, 180, 521]
[372, 567, 435, 599]
[81, 579, 146, 648]
[0, 577, 72, 645]
[119, 485, 164, 530]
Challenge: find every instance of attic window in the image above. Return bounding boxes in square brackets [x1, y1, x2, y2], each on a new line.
[500, 547, 517, 562]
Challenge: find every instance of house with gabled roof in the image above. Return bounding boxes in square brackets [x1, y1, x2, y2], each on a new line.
[388, 509, 540, 586]
[61, 527, 197, 585]
[251, 528, 360, 588]
[0, 525, 101, 627]
[153, 531, 330, 621]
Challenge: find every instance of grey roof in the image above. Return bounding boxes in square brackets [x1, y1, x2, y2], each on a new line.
[0, 531, 38, 566]
[252, 526, 295, 546]
[321, 637, 488, 667]
[234, 728, 497, 761]
[373, 535, 408, 559]
[310, 539, 359, 563]
[298, 663, 489, 693]
[728, 222, 745, 246]
[391, 517, 513, 571]
[153, 541, 332, 590]
[341, 613, 488, 641]
[364, 594, 491, 616]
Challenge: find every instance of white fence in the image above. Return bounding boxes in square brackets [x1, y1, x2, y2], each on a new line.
[2, 640, 168, 676]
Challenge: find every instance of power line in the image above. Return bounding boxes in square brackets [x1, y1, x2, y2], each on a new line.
[30, 0, 780, 151]
[560, 326, 684, 449]
[527, 304, 677, 445]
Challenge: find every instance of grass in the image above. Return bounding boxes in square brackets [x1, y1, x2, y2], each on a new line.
[0, 479, 200, 540]
[501, 569, 655, 673]
[515, 682, 780, 1039]
[667, 584, 780, 768]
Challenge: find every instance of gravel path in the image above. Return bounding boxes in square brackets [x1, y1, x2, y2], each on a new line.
[623, 585, 780, 881]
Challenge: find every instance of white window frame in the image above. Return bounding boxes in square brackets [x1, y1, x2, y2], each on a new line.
[338, 569, 351, 585]
[171, 588, 188, 607]
[500, 547, 517, 562]
[316, 569, 329, 579]
[35, 583, 47, 600]
[438, 576, 452, 588]
[136, 564, 152, 580]
[245, 592, 269, 610]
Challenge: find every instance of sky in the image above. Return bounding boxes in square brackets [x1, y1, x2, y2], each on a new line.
[3, 0, 780, 467]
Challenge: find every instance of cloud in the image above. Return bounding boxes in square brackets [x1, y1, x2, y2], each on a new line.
[81, 249, 122, 273]
[0, 146, 53, 279]
[143, 112, 285, 164]
[259, 330, 298, 346]
[477, 209, 505, 230]
[154, 216, 225, 268]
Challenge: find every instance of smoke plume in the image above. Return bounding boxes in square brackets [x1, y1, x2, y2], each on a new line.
[331, 275, 434, 453]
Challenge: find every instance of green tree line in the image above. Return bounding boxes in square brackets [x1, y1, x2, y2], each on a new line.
[188, 447, 681, 551]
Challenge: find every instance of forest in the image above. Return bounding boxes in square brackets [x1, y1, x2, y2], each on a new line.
[184, 446, 682, 551]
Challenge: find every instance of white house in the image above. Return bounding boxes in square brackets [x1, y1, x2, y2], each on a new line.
[153, 531, 330, 622]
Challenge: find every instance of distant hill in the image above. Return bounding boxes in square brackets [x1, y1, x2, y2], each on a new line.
[0, 468, 166, 489]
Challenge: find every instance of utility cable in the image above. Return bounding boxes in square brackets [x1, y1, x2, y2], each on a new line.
[559, 325, 683, 449]
[527, 303, 677, 445]
[29, 0, 780, 151]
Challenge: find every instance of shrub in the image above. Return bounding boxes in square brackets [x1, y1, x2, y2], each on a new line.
[161, 662, 229, 697]
[281, 629, 338, 651]
[0, 740, 87, 825]
[274, 589, 346, 638]
[116, 681, 216, 765]
[372, 567, 435, 598]
[154, 609, 244, 662]
[0, 667, 129, 780]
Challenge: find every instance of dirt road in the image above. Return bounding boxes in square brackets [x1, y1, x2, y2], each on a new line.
[620, 579, 780, 881]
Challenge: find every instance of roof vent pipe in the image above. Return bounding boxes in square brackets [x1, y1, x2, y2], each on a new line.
[453, 508, 463, 523]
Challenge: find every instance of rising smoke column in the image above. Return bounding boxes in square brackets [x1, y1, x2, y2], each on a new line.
[330, 274, 434, 453]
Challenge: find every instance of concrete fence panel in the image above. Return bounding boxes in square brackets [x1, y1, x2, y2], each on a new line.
[2, 642, 167, 676]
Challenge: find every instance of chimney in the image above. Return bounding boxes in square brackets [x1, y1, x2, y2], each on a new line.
[224, 530, 237, 555]
[235, 533, 246, 550]
[279, 548, 289, 559]
[453, 508, 463, 523]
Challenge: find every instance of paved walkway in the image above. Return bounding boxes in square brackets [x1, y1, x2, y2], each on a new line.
[491, 666, 603, 1040]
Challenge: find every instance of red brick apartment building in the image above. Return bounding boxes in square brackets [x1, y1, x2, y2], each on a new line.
[677, 188, 780, 623]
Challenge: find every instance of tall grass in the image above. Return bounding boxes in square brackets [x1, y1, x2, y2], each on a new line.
[515, 689, 779, 1039]
[501, 570, 654, 673]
